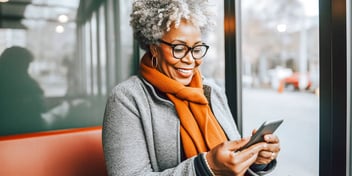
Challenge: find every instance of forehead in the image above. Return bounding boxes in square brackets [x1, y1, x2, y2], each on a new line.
[161, 20, 202, 43]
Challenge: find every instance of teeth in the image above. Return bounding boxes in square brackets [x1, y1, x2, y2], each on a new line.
[178, 69, 192, 74]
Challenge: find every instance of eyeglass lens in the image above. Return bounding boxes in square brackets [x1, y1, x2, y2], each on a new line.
[173, 44, 208, 59]
[159, 40, 208, 60]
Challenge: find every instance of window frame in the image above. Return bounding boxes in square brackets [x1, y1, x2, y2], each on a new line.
[319, 0, 347, 175]
[224, 0, 243, 133]
[348, 0, 352, 174]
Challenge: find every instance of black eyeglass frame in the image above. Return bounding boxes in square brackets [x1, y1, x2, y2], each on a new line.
[158, 39, 209, 60]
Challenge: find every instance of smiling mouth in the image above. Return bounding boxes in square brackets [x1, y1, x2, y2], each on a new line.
[176, 68, 194, 78]
[177, 68, 192, 74]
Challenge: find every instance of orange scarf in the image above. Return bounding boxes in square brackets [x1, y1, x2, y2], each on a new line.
[140, 53, 227, 158]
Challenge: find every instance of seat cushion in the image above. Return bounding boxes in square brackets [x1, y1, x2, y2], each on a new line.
[0, 126, 107, 176]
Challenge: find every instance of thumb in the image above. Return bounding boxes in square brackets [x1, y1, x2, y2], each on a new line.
[252, 129, 257, 135]
[227, 137, 251, 151]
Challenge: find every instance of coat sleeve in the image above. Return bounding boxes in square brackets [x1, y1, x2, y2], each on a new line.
[102, 84, 197, 176]
[246, 160, 277, 176]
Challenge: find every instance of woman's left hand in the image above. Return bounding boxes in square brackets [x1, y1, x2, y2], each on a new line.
[254, 133, 280, 165]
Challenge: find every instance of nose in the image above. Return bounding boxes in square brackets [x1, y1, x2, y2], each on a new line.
[181, 50, 194, 64]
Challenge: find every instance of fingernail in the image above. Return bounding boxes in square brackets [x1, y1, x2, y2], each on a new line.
[265, 135, 271, 140]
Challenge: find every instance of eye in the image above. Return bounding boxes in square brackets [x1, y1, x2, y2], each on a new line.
[193, 46, 205, 54]
[173, 45, 187, 53]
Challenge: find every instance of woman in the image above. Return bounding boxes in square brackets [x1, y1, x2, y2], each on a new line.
[102, 0, 280, 175]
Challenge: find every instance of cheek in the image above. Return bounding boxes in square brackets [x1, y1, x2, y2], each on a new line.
[195, 60, 203, 67]
[160, 52, 179, 65]
[157, 55, 177, 75]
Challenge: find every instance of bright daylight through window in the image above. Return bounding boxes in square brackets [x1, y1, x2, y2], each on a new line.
[240, 0, 319, 175]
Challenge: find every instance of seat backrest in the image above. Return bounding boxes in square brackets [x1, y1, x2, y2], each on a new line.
[0, 126, 107, 176]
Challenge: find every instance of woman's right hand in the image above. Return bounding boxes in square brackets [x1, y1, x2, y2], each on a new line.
[206, 138, 268, 176]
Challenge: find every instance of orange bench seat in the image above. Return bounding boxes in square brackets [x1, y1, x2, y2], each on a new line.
[0, 126, 107, 176]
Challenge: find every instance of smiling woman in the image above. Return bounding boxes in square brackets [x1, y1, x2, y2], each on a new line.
[150, 20, 204, 86]
[102, 0, 280, 175]
[0, 0, 349, 175]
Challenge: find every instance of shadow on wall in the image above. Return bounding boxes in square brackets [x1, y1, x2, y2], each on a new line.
[0, 46, 106, 136]
[0, 46, 46, 135]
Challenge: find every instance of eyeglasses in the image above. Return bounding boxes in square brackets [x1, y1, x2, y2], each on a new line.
[158, 39, 209, 60]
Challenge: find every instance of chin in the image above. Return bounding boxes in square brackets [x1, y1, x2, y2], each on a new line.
[176, 78, 192, 86]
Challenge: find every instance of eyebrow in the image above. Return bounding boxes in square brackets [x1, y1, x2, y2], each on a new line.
[171, 40, 203, 45]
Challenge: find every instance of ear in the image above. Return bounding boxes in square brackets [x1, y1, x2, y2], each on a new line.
[149, 44, 159, 58]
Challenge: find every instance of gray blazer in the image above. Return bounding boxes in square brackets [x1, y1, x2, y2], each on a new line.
[102, 76, 260, 175]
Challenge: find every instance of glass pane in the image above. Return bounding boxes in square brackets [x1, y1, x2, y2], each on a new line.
[200, 0, 225, 87]
[240, 0, 319, 175]
[118, 0, 134, 81]
[98, 5, 107, 96]
[0, 0, 109, 136]
[91, 12, 99, 96]
[84, 20, 92, 95]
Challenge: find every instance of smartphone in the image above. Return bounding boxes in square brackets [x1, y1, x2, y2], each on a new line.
[239, 119, 283, 150]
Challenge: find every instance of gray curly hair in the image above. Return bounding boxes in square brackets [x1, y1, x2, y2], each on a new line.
[130, 0, 216, 50]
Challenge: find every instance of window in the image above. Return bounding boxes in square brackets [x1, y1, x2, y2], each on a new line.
[0, 0, 85, 135]
[200, 0, 225, 87]
[0, 0, 127, 135]
[239, 0, 319, 175]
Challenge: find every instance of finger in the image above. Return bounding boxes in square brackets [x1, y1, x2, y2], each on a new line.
[234, 147, 261, 174]
[256, 151, 277, 165]
[263, 142, 281, 153]
[270, 151, 277, 160]
[260, 150, 278, 158]
[252, 129, 257, 135]
[233, 142, 265, 162]
[255, 157, 272, 165]
[258, 151, 274, 159]
[227, 137, 251, 151]
[264, 134, 280, 143]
